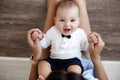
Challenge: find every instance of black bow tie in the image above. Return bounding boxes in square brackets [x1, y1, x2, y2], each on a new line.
[61, 34, 71, 39]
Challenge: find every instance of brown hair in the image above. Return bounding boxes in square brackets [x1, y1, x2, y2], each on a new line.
[55, 0, 80, 16]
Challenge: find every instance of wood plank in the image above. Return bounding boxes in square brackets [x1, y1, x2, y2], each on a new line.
[0, 0, 120, 60]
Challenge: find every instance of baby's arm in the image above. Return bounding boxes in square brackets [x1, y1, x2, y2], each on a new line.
[31, 28, 52, 49]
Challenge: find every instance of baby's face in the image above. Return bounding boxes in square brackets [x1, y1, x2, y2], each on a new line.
[55, 7, 80, 36]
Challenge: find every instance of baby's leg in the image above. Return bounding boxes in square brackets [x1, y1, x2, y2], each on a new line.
[67, 65, 82, 74]
[38, 60, 52, 79]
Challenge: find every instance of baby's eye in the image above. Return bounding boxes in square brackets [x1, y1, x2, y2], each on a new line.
[60, 19, 65, 22]
[71, 19, 75, 22]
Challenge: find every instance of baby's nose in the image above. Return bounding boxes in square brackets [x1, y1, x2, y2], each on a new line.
[65, 21, 70, 27]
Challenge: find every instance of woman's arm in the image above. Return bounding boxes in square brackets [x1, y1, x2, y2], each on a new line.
[29, 64, 39, 80]
[93, 58, 108, 80]
[44, 0, 60, 33]
[27, 29, 42, 80]
[73, 0, 91, 35]
[88, 32, 108, 80]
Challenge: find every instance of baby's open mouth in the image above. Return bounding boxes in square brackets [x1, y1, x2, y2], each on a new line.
[63, 29, 71, 33]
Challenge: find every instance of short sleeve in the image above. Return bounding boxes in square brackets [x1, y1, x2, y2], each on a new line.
[40, 28, 52, 48]
[80, 30, 89, 52]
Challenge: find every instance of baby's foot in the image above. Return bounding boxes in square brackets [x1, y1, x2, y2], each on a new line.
[37, 75, 45, 80]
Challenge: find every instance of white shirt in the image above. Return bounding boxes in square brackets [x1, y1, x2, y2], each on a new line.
[40, 25, 89, 60]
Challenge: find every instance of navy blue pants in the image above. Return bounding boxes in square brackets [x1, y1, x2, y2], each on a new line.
[43, 57, 83, 73]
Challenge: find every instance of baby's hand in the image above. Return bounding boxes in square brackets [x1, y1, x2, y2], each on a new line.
[88, 32, 98, 44]
[31, 30, 43, 41]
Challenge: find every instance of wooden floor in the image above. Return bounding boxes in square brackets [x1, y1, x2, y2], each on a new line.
[0, 0, 120, 60]
[0, 57, 120, 80]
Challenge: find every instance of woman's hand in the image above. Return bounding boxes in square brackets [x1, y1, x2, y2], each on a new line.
[27, 28, 42, 61]
[88, 32, 105, 61]
[31, 30, 44, 41]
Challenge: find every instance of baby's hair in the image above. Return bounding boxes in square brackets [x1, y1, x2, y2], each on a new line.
[55, 0, 80, 16]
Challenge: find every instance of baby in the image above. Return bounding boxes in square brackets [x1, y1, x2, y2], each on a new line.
[31, 0, 98, 80]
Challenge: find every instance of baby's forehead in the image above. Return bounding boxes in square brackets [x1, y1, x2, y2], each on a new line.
[55, 0, 80, 16]
[56, 0, 79, 9]
[56, 8, 80, 18]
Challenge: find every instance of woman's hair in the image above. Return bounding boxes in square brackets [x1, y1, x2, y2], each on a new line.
[55, 0, 80, 16]
[66, 72, 84, 80]
[46, 70, 66, 80]
[46, 70, 84, 80]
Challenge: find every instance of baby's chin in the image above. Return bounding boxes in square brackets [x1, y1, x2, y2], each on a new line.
[62, 32, 71, 36]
